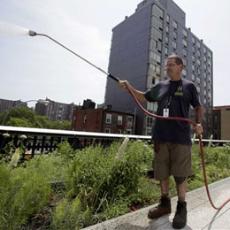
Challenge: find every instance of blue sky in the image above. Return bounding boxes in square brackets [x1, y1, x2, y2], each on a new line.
[0, 0, 229, 106]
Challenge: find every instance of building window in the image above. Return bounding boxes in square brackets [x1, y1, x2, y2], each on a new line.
[83, 115, 87, 124]
[127, 116, 133, 122]
[192, 46, 196, 54]
[151, 28, 162, 41]
[147, 102, 154, 112]
[148, 63, 160, 78]
[148, 63, 157, 74]
[192, 65, 195, 72]
[172, 41, 177, 49]
[192, 55, 195, 63]
[152, 5, 163, 18]
[146, 127, 152, 136]
[149, 51, 161, 64]
[182, 39, 187, 47]
[126, 129, 132, 134]
[182, 49, 187, 57]
[146, 116, 153, 127]
[207, 51, 212, 58]
[196, 78, 201, 84]
[126, 116, 133, 128]
[192, 37, 196, 45]
[157, 41, 162, 51]
[173, 31, 177, 40]
[165, 47, 168, 56]
[192, 74, 195, 81]
[182, 69, 187, 78]
[165, 36, 169, 45]
[117, 115, 123, 125]
[149, 39, 157, 50]
[172, 20, 178, 30]
[152, 17, 163, 30]
[149, 39, 162, 53]
[156, 65, 161, 75]
[183, 59, 187, 66]
[166, 14, 170, 23]
[183, 29, 188, 38]
[165, 25, 169, 33]
[105, 113, 112, 124]
[105, 128, 111, 133]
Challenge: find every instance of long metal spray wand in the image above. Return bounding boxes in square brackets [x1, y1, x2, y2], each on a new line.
[28, 30, 119, 82]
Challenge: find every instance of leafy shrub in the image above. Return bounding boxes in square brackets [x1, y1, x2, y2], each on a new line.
[56, 141, 78, 161]
[128, 177, 160, 207]
[0, 164, 51, 229]
[24, 154, 67, 184]
[1, 141, 230, 229]
[97, 199, 129, 221]
[188, 145, 230, 190]
[52, 197, 92, 230]
[59, 140, 153, 227]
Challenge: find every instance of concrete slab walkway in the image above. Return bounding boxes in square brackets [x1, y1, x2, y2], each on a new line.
[83, 177, 230, 230]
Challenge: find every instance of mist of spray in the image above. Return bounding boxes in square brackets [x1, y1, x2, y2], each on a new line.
[0, 21, 29, 36]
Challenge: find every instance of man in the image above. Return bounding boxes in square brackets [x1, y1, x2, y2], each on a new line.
[119, 54, 203, 229]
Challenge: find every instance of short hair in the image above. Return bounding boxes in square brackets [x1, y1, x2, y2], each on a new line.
[167, 54, 184, 66]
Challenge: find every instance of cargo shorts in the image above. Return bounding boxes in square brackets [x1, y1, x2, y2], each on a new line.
[153, 142, 192, 180]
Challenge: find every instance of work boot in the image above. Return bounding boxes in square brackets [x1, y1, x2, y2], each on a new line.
[148, 196, 171, 219]
[172, 201, 187, 229]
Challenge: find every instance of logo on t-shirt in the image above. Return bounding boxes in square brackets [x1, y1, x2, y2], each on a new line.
[174, 86, 183, 96]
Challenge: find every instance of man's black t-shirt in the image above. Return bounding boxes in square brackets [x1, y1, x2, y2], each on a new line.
[144, 79, 201, 145]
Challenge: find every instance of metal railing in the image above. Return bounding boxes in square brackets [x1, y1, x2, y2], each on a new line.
[0, 126, 150, 157]
[0, 126, 229, 157]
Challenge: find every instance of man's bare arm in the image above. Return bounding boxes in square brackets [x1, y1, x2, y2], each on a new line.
[118, 80, 146, 103]
[195, 105, 203, 123]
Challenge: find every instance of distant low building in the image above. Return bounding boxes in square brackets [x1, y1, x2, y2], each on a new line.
[35, 98, 75, 121]
[213, 105, 230, 140]
[72, 100, 135, 134]
[0, 98, 27, 113]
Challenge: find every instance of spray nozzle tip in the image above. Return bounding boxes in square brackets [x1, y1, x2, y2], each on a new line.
[28, 30, 37, 36]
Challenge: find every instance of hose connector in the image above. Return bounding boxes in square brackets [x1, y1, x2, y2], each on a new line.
[28, 30, 37, 36]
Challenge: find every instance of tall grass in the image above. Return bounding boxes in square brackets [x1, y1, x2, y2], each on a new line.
[0, 141, 229, 229]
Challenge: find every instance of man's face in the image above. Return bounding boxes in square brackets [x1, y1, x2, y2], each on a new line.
[165, 58, 183, 78]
